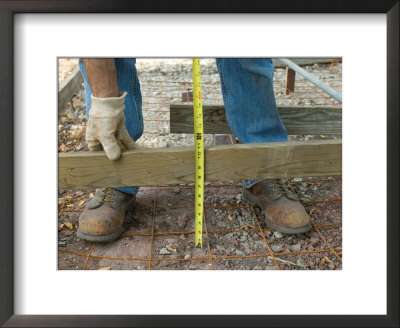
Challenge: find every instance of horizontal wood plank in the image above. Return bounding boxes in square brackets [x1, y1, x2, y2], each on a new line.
[170, 105, 342, 135]
[59, 140, 342, 189]
[272, 58, 340, 68]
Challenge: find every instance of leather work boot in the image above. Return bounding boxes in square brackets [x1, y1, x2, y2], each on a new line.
[77, 187, 136, 242]
[242, 179, 311, 234]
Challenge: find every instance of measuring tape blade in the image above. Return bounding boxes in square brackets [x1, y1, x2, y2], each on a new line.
[192, 58, 204, 248]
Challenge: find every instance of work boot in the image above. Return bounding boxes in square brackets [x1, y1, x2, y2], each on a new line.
[242, 179, 311, 234]
[77, 187, 135, 242]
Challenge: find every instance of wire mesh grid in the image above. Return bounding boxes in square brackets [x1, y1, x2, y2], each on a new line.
[58, 58, 342, 270]
[58, 177, 342, 270]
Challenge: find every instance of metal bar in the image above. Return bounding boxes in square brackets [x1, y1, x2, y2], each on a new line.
[279, 58, 342, 103]
[285, 67, 296, 94]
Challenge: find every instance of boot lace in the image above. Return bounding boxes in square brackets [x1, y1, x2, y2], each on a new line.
[98, 187, 118, 205]
[269, 179, 291, 199]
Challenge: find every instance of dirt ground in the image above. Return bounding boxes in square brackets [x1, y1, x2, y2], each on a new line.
[58, 58, 342, 270]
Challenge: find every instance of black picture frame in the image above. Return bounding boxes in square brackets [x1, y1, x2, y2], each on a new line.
[0, 1, 398, 327]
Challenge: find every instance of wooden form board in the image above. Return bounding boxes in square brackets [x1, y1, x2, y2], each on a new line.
[170, 105, 342, 135]
[59, 140, 342, 189]
[58, 66, 83, 112]
[272, 58, 340, 68]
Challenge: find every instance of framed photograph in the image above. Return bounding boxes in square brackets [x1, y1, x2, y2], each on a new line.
[1, 0, 398, 326]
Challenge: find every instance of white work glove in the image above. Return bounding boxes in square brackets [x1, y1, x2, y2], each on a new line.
[86, 91, 136, 161]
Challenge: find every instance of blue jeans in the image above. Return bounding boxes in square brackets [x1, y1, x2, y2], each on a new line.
[79, 58, 288, 194]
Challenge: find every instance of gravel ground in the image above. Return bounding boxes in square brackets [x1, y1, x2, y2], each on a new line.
[58, 58, 79, 84]
[58, 58, 342, 270]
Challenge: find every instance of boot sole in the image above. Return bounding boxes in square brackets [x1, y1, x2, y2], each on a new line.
[242, 189, 311, 234]
[76, 196, 136, 243]
[77, 227, 123, 243]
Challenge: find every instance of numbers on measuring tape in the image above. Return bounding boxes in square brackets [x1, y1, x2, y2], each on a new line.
[193, 58, 204, 248]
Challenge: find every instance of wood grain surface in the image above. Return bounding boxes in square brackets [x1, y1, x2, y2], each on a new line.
[59, 140, 342, 189]
[170, 105, 342, 135]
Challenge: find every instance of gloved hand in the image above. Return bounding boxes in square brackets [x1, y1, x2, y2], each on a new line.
[86, 91, 136, 161]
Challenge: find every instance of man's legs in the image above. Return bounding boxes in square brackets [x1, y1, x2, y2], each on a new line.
[77, 58, 143, 242]
[216, 58, 311, 233]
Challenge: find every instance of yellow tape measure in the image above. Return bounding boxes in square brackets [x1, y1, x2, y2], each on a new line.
[192, 58, 204, 247]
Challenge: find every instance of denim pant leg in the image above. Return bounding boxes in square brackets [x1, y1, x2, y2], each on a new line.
[216, 58, 288, 189]
[79, 58, 143, 195]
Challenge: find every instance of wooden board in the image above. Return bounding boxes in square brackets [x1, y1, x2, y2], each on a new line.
[58, 66, 83, 112]
[170, 105, 342, 135]
[59, 140, 342, 189]
[272, 58, 341, 68]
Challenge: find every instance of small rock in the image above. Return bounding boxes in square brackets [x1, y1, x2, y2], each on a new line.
[323, 210, 331, 217]
[273, 231, 284, 239]
[328, 262, 335, 270]
[255, 241, 266, 248]
[180, 234, 186, 240]
[159, 248, 171, 255]
[307, 259, 315, 267]
[177, 214, 189, 229]
[216, 245, 226, 252]
[167, 203, 172, 207]
[58, 241, 66, 247]
[290, 244, 301, 252]
[235, 249, 245, 256]
[242, 242, 250, 250]
[271, 244, 283, 253]
[166, 238, 177, 244]
[240, 236, 247, 242]
[216, 221, 226, 229]
[297, 257, 306, 267]
[235, 194, 242, 204]
[292, 177, 302, 182]
[173, 188, 180, 194]
[184, 253, 191, 259]
[310, 237, 319, 246]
